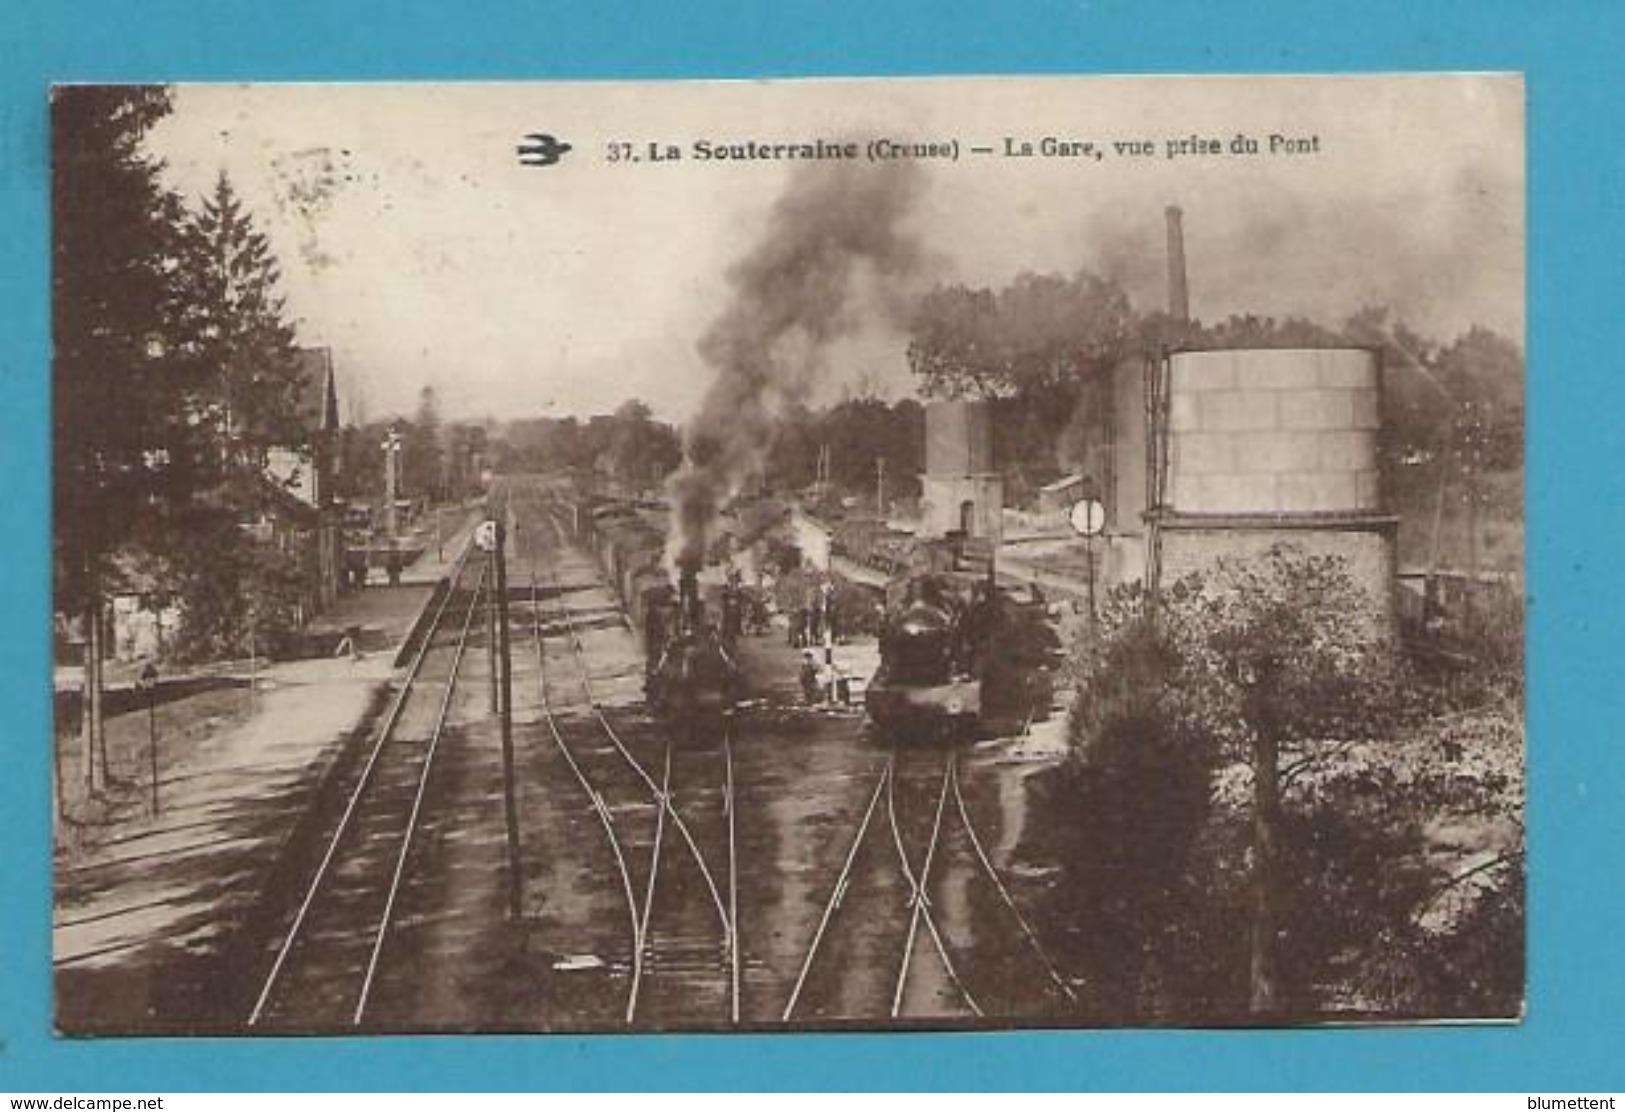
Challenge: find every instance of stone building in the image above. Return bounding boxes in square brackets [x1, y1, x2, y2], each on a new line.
[919, 399, 1004, 545]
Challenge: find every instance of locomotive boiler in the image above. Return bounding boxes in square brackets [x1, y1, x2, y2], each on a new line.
[568, 493, 742, 721]
[865, 573, 995, 736]
[643, 556, 742, 719]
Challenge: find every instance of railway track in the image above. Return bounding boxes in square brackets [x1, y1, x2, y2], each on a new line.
[527, 571, 643, 1019]
[524, 508, 739, 1026]
[245, 547, 483, 1029]
[522, 477, 1067, 1026]
[783, 740, 1074, 1023]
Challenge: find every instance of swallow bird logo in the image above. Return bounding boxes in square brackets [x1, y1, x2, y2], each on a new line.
[517, 133, 572, 167]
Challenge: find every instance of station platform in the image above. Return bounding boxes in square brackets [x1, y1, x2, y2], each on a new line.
[52, 577, 447, 1032]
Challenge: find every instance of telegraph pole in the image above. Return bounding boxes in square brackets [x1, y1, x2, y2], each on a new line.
[486, 545, 499, 714]
[139, 661, 159, 816]
[477, 515, 523, 920]
[494, 519, 522, 920]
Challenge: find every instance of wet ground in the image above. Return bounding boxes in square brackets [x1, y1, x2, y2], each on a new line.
[58, 479, 1089, 1034]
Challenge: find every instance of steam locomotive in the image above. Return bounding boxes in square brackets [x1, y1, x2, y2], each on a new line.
[865, 570, 998, 736]
[640, 558, 742, 717]
[571, 495, 741, 720]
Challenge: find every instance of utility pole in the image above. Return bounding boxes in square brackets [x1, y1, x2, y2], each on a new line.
[486, 544, 500, 714]
[494, 519, 522, 920]
[247, 601, 258, 708]
[84, 590, 106, 797]
[476, 514, 522, 918]
[875, 456, 886, 520]
[139, 661, 160, 816]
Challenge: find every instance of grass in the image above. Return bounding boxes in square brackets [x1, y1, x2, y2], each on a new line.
[54, 685, 259, 857]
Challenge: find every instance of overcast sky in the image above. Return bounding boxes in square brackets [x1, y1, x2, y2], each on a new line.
[145, 74, 1523, 425]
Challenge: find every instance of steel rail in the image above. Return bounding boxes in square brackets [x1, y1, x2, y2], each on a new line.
[631, 737, 674, 1021]
[540, 514, 731, 934]
[352, 560, 485, 1024]
[539, 517, 739, 1023]
[246, 544, 474, 1026]
[528, 573, 645, 1022]
[887, 748, 981, 1019]
[948, 754, 1077, 1004]
[781, 754, 893, 1021]
[535, 496, 737, 1023]
[723, 717, 741, 1023]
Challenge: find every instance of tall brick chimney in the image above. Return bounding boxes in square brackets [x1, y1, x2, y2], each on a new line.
[1165, 205, 1189, 322]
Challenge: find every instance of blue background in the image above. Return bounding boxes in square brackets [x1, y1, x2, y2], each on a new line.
[2, 0, 1619, 1092]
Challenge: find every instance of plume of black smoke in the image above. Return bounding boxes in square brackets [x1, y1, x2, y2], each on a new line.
[668, 160, 926, 566]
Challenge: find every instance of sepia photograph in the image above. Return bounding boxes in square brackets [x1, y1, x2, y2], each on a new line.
[50, 75, 1525, 1035]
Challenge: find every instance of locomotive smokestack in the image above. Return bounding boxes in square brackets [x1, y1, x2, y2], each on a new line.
[678, 554, 702, 636]
[1165, 204, 1190, 322]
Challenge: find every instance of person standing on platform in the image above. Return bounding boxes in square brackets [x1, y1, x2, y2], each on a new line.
[800, 650, 822, 705]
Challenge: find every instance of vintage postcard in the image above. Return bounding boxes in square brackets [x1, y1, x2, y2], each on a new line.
[51, 75, 1524, 1034]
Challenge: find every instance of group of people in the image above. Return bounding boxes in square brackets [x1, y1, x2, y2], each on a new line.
[719, 567, 774, 644]
[786, 580, 839, 649]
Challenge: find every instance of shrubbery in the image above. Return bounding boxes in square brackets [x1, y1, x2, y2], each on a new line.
[1060, 543, 1523, 1020]
[167, 514, 312, 664]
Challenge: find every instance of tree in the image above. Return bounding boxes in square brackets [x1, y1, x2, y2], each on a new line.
[608, 398, 681, 492]
[173, 172, 305, 462]
[162, 171, 313, 664]
[1190, 312, 1344, 352]
[1435, 328, 1524, 583]
[1065, 578, 1233, 1016]
[1342, 310, 1524, 575]
[52, 86, 203, 798]
[1435, 327, 1523, 472]
[402, 385, 445, 501]
[1069, 547, 1396, 1017]
[443, 421, 489, 497]
[336, 420, 390, 503]
[1192, 548, 1397, 1014]
[907, 271, 1136, 401]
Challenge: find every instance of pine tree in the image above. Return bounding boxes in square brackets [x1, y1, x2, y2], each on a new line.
[167, 173, 310, 656]
[404, 385, 445, 502]
[174, 171, 305, 468]
[53, 86, 205, 799]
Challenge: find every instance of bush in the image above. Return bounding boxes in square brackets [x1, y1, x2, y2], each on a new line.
[168, 516, 311, 664]
[1410, 851, 1524, 1018]
[1061, 578, 1236, 1018]
[1062, 545, 1429, 1019]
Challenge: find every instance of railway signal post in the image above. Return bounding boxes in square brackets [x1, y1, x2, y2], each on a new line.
[481, 529, 500, 715]
[1069, 493, 1106, 635]
[479, 516, 524, 920]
